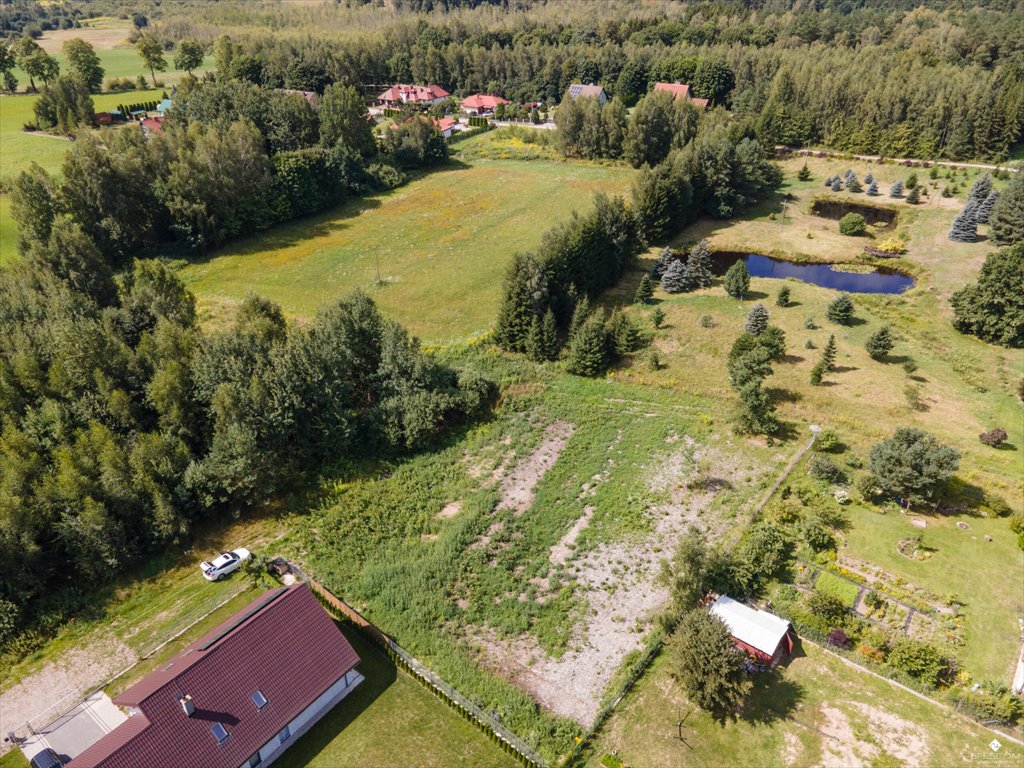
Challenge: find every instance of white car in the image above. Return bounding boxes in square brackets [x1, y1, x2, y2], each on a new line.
[200, 548, 250, 581]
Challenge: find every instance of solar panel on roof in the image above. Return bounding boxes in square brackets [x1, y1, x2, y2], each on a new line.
[196, 587, 288, 651]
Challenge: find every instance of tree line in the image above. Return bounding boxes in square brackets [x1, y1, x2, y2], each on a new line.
[120, 1, 1024, 162]
[493, 124, 781, 370]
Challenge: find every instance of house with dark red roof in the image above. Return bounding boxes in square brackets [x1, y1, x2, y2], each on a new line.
[377, 83, 450, 107]
[460, 93, 509, 115]
[653, 82, 709, 109]
[68, 584, 362, 768]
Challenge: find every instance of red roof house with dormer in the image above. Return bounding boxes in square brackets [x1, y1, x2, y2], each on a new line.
[460, 93, 509, 115]
[654, 82, 709, 109]
[68, 584, 362, 768]
[378, 84, 450, 107]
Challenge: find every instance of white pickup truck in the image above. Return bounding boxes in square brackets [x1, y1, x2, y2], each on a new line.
[200, 548, 251, 581]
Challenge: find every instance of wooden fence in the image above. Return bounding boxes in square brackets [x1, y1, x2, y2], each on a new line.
[303, 575, 548, 768]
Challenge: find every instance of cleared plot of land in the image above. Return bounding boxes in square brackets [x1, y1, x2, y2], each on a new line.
[605, 156, 1022, 683]
[177, 157, 635, 342]
[584, 640, 1018, 768]
[305, 367, 785, 757]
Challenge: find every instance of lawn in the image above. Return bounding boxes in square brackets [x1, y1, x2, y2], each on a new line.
[176, 154, 636, 342]
[275, 623, 518, 768]
[814, 571, 861, 607]
[584, 640, 1020, 768]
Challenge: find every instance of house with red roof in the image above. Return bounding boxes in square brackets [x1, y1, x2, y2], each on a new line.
[653, 82, 709, 109]
[139, 116, 165, 138]
[68, 584, 362, 768]
[710, 595, 793, 667]
[378, 83, 450, 108]
[460, 93, 509, 115]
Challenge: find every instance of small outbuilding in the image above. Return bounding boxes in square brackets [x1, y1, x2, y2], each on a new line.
[709, 595, 793, 666]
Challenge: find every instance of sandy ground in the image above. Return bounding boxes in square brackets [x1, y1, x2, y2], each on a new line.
[819, 701, 930, 767]
[472, 434, 756, 725]
[0, 634, 135, 754]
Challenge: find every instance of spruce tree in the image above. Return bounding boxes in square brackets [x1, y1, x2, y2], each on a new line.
[683, 238, 714, 289]
[948, 201, 978, 242]
[824, 176, 834, 187]
[527, 310, 559, 362]
[967, 173, 993, 203]
[831, 177, 842, 192]
[569, 295, 591, 339]
[798, 162, 811, 181]
[745, 303, 769, 335]
[826, 293, 854, 325]
[565, 312, 610, 377]
[905, 172, 918, 191]
[866, 325, 894, 360]
[660, 257, 690, 293]
[822, 334, 837, 370]
[906, 185, 921, 204]
[890, 180, 904, 198]
[866, 180, 879, 196]
[846, 174, 863, 193]
[975, 190, 998, 223]
[776, 286, 791, 307]
[810, 361, 825, 386]
[634, 274, 654, 304]
[864, 173, 874, 185]
[651, 246, 673, 279]
[724, 261, 750, 299]
[494, 253, 544, 352]
[843, 169, 855, 184]
[990, 173, 1023, 246]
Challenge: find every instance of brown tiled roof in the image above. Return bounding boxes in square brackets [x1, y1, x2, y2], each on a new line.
[378, 83, 450, 103]
[654, 82, 691, 100]
[567, 83, 606, 100]
[69, 584, 359, 768]
[460, 93, 509, 110]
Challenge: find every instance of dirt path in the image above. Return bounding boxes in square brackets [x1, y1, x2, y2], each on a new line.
[780, 147, 1020, 173]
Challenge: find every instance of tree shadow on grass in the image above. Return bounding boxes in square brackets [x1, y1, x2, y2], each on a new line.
[276, 622, 398, 767]
[769, 387, 802, 405]
[740, 672, 805, 727]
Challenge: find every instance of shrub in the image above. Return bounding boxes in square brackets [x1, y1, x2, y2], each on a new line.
[652, 307, 666, 328]
[978, 428, 1007, 448]
[869, 428, 959, 506]
[953, 682, 1024, 725]
[699, 314, 713, 328]
[776, 286, 791, 307]
[815, 427, 840, 452]
[827, 628, 850, 648]
[809, 455, 847, 484]
[839, 212, 866, 236]
[634, 274, 653, 304]
[565, 313, 611, 377]
[886, 638, 948, 688]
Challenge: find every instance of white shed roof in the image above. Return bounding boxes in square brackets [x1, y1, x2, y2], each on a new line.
[709, 596, 790, 655]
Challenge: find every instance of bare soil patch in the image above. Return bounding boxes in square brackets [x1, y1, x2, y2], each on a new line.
[437, 501, 462, 519]
[37, 25, 131, 54]
[497, 420, 574, 514]
[470, 440, 757, 725]
[0, 634, 135, 753]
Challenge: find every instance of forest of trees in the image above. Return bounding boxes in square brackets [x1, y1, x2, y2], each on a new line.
[85, 0, 1024, 162]
[0, 65, 468, 650]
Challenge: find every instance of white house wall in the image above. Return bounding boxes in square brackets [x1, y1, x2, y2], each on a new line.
[245, 669, 364, 768]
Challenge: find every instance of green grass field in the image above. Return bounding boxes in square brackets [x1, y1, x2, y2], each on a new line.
[176, 154, 636, 342]
[275, 624, 518, 768]
[584, 640, 1020, 768]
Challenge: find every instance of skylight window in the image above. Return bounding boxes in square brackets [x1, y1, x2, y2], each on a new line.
[212, 723, 229, 744]
[252, 690, 268, 710]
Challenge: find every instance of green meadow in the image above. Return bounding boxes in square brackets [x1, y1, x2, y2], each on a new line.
[176, 152, 636, 342]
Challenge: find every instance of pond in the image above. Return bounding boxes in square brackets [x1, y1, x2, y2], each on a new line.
[713, 253, 915, 295]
